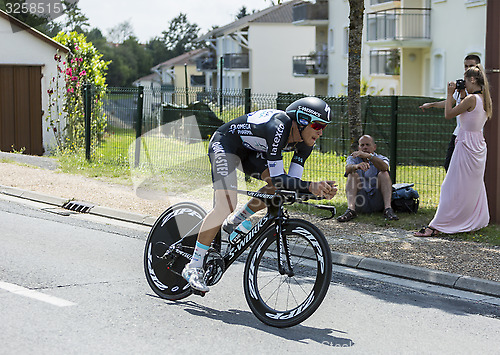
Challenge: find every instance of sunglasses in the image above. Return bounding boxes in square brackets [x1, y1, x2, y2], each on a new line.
[310, 122, 328, 131]
[297, 111, 328, 130]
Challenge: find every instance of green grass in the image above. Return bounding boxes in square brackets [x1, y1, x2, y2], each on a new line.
[51, 128, 499, 246]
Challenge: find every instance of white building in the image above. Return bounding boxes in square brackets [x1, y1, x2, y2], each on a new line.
[293, 0, 487, 97]
[0, 9, 69, 154]
[197, 0, 317, 95]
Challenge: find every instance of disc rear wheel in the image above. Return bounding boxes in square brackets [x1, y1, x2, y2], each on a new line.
[144, 202, 206, 300]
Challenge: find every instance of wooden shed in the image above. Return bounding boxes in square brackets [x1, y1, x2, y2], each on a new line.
[0, 10, 69, 155]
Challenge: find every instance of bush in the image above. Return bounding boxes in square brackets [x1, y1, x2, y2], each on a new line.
[46, 31, 110, 151]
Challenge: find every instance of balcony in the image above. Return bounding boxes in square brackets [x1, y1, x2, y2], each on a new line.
[367, 8, 431, 48]
[196, 56, 217, 71]
[292, 1, 328, 26]
[292, 55, 328, 78]
[223, 53, 249, 70]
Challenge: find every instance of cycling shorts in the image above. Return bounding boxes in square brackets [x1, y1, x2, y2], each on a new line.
[208, 132, 268, 190]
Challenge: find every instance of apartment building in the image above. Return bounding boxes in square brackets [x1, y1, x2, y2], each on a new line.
[196, 0, 317, 95]
[293, 0, 487, 97]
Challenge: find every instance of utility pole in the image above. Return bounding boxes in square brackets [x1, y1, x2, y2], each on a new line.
[484, 0, 500, 224]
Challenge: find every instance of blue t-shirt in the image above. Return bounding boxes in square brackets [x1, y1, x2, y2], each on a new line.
[346, 153, 389, 194]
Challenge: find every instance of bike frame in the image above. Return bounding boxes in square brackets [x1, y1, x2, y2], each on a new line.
[213, 190, 292, 271]
[163, 189, 333, 279]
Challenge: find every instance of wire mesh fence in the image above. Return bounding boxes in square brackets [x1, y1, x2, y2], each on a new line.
[86, 86, 453, 207]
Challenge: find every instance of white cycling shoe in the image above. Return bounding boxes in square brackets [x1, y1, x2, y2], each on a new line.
[182, 264, 209, 293]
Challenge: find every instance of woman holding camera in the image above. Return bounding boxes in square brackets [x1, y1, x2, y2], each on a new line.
[415, 64, 492, 237]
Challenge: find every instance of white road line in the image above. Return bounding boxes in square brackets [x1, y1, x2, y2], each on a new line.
[0, 281, 76, 307]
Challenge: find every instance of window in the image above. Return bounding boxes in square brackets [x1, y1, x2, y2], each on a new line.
[367, 12, 396, 41]
[432, 51, 445, 92]
[370, 0, 394, 4]
[190, 75, 205, 86]
[343, 27, 349, 56]
[329, 28, 334, 52]
[465, 0, 486, 7]
[370, 49, 400, 75]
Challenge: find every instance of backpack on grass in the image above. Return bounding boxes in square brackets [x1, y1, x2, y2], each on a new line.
[391, 183, 419, 213]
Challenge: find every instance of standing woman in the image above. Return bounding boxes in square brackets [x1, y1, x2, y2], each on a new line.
[415, 65, 492, 237]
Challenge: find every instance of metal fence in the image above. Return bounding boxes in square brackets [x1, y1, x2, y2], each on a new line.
[85, 86, 453, 207]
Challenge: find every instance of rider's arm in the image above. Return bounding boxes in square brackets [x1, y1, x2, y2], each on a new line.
[271, 174, 311, 193]
[265, 115, 312, 193]
[288, 142, 313, 178]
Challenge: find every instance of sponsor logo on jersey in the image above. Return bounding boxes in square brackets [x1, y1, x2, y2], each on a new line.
[211, 141, 228, 176]
[270, 123, 285, 156]
[229, 123, 251, 134]
[238, 130, 252, 135]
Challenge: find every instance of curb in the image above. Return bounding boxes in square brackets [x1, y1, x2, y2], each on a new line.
[2, 184, 499, 298]
[331, 252, 500, 298]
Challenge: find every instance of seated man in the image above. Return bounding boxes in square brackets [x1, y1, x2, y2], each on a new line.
[337, 135, 398, 222]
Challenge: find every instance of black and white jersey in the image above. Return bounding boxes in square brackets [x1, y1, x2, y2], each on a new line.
[216, 109, 313, 179]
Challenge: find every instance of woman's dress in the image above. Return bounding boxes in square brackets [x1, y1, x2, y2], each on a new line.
[429, 94, 489, 233]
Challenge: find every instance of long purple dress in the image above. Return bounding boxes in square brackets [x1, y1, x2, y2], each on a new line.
[429, 94, 489, 233]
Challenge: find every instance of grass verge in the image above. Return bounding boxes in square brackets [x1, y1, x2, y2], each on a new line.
[49, 145, 500, 247]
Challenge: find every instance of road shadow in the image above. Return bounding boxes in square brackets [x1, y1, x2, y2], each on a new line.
[164, 299, 354, 347]
[333, 271, 500, 319]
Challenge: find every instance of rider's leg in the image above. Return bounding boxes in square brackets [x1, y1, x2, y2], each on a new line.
[183, 189, 236, 292]
[194, 189, 237, 259]
[227, 169, 274, 225]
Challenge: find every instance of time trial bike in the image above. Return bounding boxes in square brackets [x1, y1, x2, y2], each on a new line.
[144, 189, 335, 328]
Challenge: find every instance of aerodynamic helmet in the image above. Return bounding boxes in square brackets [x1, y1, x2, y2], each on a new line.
[285, 97, 331, 130]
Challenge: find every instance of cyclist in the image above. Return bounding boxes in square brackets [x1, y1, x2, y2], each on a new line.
[182, 97, 337, 292]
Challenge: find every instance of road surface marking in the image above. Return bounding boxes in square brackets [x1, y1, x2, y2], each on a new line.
[0, 281, 76, 307]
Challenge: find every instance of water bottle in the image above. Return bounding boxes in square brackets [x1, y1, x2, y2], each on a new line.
[229, 220, 252, 245]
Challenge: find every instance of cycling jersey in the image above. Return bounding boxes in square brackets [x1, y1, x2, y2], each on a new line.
[208, 109, 313, 192]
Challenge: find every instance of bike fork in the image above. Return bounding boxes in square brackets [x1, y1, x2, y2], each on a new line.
[276, 215, 294, 277]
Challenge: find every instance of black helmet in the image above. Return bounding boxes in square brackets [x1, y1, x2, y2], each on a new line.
[285, 97, 331, 128]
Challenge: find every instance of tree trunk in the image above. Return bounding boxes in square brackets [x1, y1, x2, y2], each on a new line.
[347, 0, 364, 151]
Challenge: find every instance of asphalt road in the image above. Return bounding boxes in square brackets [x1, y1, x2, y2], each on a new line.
[1, 195, 499, 354]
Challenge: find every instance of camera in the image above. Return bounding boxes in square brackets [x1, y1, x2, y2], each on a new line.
[456, 79, 466, 91]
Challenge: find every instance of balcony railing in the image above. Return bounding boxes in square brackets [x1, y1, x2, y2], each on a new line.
[292, 1, 328, 25]
[196, 56, 217, 71]
[367, 8, 431, 42]
[292, 55, 328, 76]
[223, 53, 249, 70]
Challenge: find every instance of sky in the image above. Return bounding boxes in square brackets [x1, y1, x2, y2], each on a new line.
[78, 0, 272, 43]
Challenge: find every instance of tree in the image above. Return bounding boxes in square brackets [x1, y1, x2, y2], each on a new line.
[107, 20, 135, 44]
[347, 0, 364, 151]
[146, 37, 171, 67]
[161, 13, 203, 57]
[61, 0, 89, 33]
[236, 6, 249, 19]
[0, 0, 61, 36]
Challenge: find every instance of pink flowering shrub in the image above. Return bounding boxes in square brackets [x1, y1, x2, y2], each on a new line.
[47, 31, 110, 151]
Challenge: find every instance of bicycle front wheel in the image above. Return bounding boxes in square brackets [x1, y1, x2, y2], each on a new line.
[243, 219, 332, 328]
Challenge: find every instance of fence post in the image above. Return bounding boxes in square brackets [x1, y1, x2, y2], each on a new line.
[135, 86, 144, 168]
[219, 56, 224, 115]
[244, 88, 251, 114]
[389, 95, 398, 183]
[84, 83, 92, 161]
